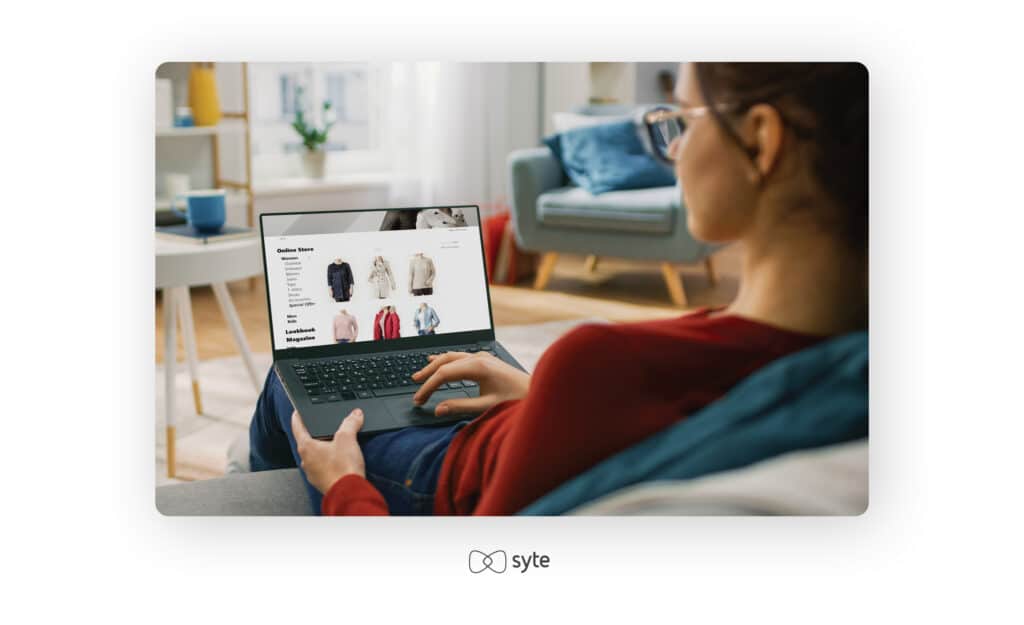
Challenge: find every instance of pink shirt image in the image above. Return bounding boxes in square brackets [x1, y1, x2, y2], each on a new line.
[333, 311, 359, 341]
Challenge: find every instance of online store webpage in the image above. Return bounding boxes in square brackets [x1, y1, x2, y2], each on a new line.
[262, 208, 491, 351]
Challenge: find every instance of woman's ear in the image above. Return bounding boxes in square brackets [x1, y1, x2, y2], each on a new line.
[741, 103, 785, 184]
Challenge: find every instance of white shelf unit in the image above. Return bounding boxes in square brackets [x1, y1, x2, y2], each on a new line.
[155, 63, 255, 228]
[155, 122, 248, 138]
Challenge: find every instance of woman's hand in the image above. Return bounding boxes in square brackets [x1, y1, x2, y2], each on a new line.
[411, 351, 531, 416]
[291, 409, 366, 494]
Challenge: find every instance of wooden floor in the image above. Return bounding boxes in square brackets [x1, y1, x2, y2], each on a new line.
[155, 246, 743, 363]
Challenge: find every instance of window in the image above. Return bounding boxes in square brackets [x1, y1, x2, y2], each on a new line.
[249, 63, 380, 179]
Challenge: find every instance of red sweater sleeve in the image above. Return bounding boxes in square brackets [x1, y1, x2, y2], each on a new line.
[321, 474, 389, 515]
[471, 323, 649, 514]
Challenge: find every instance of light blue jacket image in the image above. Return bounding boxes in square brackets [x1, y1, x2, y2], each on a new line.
[413, 305, 440, 332]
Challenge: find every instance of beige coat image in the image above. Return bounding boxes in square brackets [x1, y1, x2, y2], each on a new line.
[368, 256, 397, 298]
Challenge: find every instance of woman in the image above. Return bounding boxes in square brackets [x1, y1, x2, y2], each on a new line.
[249, 62, 868, 515]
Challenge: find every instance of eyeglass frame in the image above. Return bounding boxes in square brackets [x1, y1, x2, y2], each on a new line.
[642, 103, 743, 165]
[643, 99, 815, 166]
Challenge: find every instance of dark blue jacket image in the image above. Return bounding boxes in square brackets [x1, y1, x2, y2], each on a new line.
[327, 261, 354, 302]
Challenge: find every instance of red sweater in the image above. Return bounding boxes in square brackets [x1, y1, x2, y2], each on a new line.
[323, 310, 822, 515]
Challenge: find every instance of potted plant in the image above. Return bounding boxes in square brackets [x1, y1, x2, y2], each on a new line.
[292, 86, 335, 179]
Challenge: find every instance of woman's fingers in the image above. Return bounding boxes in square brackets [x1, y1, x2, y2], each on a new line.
[434, 394, 498, 416]
[412, 351, 471, 381]
[412, 358, 482, 405]
[291, 411, 312, 444]
[335, 408, 364, 438]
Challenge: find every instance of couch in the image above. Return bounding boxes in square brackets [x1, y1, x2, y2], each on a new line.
[155, 441, 866, 516]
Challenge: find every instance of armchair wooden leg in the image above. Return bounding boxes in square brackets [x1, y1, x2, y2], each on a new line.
[660, 262, 689, 308]
[583, 255, 599, 274]
[534, 252, 559, 290]
[704, 256, 718, 287]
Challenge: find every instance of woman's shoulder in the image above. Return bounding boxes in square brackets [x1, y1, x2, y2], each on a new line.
[557, 308, 723, 343]
[548, 308, 820, 363]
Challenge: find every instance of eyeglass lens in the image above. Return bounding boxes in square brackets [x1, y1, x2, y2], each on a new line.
[652, 118, 684, 158]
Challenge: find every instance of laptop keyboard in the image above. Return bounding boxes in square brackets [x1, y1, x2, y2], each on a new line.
[291, 345, 492, 404]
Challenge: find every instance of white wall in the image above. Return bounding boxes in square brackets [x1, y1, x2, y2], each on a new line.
[540, 62, 681, 135]
[542, 63, 591, 135]
[486, 62, 542, 209]
[634, 62, 678, 105]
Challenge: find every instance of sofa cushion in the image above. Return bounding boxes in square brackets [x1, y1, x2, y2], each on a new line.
[571, 440, 868, 515]
[536, 185, 679, 234]
[543, 119, 677, 194]
[156, 468, 312, 516]
[551, 111, 629, 132]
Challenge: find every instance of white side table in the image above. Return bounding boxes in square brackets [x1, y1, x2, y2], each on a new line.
[156, 236, 263, 478]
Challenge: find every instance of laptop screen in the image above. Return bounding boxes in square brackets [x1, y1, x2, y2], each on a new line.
[260, 207, 493, 353]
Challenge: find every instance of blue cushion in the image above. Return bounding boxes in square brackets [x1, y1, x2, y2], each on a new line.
[536, 185, 679, 234]
[544, 120, 676, 195]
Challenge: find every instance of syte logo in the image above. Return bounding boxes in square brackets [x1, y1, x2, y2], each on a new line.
[469, 549, 507, 573]
[468, 549, 550, 574]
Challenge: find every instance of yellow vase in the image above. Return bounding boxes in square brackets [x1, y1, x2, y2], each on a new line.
[188, 63, 221, 127]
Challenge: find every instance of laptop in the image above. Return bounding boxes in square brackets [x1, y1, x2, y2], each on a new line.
[259, 205, 526, 439]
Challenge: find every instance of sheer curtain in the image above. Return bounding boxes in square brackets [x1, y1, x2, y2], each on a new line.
[378, 62, 540, 218]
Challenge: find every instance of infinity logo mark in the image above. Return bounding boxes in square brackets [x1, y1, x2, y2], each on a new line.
[468, 549, 507, 573]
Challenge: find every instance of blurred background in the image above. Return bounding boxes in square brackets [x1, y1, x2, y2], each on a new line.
[155, 62, 680, 222]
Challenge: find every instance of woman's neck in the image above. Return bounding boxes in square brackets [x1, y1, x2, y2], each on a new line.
[725, 226, 867, 337]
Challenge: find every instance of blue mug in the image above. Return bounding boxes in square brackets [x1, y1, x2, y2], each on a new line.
[173, 190, 226, 234]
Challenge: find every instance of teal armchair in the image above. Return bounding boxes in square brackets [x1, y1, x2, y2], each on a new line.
[507, 106, 718, 307]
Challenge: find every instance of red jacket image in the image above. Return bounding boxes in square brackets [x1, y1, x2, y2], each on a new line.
[373, 308, 401, 340]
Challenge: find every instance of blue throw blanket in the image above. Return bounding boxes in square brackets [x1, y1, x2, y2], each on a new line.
[520, 332, 869, 515]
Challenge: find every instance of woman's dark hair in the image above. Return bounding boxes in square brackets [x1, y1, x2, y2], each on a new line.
[694, 62, 868, 249]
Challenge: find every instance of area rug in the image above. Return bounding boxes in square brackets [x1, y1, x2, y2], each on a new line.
[155, 318, 608, 483]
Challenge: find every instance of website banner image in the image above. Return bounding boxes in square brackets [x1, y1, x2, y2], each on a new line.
[262, 208, 491, 350]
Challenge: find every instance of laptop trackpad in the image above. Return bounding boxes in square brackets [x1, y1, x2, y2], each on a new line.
[384, 388, 472, 426]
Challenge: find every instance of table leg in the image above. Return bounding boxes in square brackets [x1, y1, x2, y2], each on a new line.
[162, 287, 178, 479]
[176, 286, 203, 415]
[211, 281, 261, 390]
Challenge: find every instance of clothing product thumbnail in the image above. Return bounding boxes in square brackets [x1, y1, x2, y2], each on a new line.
[409, 252, 436, 295]
[373, 306, 401, 340]
[333, 309, 359, 342]
[414, 304, 440, 335]
[415, 207, 468, 229]
[367, 256, 397, 299]
[379, 207, 468, 231]
[327, 259, 354, 302]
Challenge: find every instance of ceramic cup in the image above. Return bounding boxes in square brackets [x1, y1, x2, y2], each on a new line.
[172, 189, 226, 233]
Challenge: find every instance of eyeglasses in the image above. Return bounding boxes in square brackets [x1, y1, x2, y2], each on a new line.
[643, 104, 735, 164]
[645, 100, 818, 165]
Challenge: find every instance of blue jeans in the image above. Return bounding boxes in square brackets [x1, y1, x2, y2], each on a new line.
[249, 368, 467, 515]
